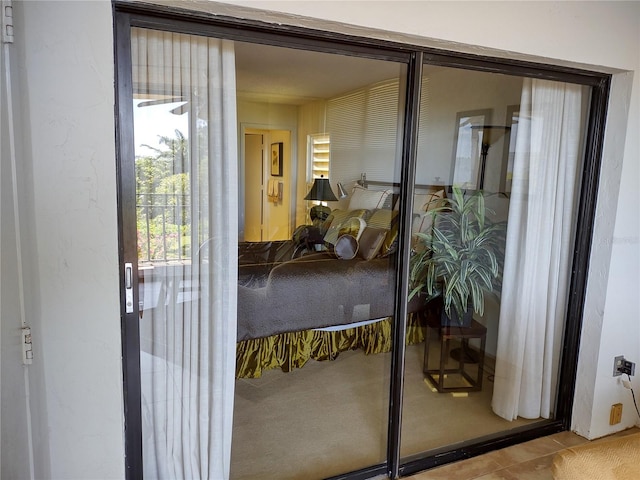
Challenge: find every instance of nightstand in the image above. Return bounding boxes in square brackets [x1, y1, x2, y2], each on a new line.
[423, 317, 487, 393]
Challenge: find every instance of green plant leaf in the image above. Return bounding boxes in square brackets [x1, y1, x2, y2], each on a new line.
[407, 185, 506, 317]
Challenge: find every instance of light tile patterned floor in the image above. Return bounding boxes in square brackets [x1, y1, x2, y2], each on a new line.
[407, 427, 640, 480]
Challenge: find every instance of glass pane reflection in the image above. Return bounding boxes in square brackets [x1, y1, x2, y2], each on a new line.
[401, 65, 590, 460]
[233, 41, 407, 479]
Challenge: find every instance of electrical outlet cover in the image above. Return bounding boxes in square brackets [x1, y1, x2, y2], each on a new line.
[614, 355, 625, 376]
[624, 360, 636, 376]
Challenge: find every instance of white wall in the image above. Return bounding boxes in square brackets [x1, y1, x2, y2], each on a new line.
[3, 1, 637, 478]
[1, 25, 37, 478]
[417, 67, 523, 194]
[7, 1, 125, 478]
[296, 100, 327, 226]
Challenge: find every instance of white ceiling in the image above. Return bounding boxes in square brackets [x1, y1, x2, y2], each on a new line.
[234, 40, 405, 105]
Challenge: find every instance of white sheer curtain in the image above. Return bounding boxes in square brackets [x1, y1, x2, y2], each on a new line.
[492, 78, 585, 421]
[132, 29, 238, 479]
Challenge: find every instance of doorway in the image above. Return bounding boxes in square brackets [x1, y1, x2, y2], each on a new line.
[243, 129, 292, 242]
[243, 133, 263, 241]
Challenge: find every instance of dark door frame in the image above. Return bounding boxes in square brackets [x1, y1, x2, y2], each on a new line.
[113, 2, 610, 479]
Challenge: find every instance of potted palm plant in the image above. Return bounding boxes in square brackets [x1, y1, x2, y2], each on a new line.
[409, 186, 505, 327]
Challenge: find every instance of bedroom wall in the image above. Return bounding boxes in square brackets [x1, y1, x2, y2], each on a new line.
[265, 129, 292, 239]
[303, 69, 521, 205]
[296, 100, 327, 226]
[417, 68, 523, 194]
[237, 99, 298, 134]
[2, 1, 637, 478]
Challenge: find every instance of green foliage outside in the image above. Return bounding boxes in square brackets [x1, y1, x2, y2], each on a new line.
[136, 130, 191, 262]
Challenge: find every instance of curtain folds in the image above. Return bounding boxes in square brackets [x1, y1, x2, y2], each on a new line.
[133, 29, 238, 479]
[492, 79, 584, 421]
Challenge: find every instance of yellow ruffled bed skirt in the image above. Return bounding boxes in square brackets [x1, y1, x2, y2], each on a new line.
[236, 315, 426, 378]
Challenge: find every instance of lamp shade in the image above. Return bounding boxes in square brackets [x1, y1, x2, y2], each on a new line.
[304, 176, 338, 202]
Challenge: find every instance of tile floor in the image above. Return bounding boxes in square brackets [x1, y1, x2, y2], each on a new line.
[407, 427, 640, 479]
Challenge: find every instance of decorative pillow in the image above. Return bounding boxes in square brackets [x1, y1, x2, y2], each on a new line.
[380, 192, 398, 210]
[366, 209, 396, 230]
[334, 234, 358, 260]
[357, 227, 387, 260]
[338, 217, 367, 240]
[367, 209, 399, 257]
[380, 220, 399, 257]
[348, 185, 391, 211]
[367, 210, 398, 230]
[323, 209, 369, 246]
[358, 210, 398, 257]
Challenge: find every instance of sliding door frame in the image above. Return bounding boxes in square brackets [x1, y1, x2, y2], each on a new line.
[113, 2, 610, 479]
[113, 11, 141, 478]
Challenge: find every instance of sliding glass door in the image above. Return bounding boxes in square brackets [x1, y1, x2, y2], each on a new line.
[232, 40, 408, 479]
[129, 27, 239, 479]
[115, 4, 608, 479]
[400, 64, 591, 462]
[119, 18, 414, 479]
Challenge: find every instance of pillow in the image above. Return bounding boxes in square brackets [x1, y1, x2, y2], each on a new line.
[366, 209, 399, 257]
[380, 192, 398, 210]
[380, 220, 399, 257]
[334, 234, 359, 260]
[366, 209, 397, 230]
[323, 209, 369, 246]
[338, 217, 367, 240]
[348, 185, 391, 211]
[358, 227, 387, 260]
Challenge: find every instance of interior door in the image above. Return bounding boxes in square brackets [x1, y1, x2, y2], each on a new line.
[244, 133, 264, 241]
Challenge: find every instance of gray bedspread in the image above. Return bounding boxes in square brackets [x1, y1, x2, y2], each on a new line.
[237, 243, 424, 341]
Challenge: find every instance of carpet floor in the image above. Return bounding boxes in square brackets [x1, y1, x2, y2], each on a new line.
[230, 340, 537, 479]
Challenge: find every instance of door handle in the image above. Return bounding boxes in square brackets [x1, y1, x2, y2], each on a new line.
[125, 262, 134, 313]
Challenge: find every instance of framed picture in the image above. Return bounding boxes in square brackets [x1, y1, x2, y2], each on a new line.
[450, 109, 492, 190]
[500, 105, 521, 196]
[270, 142, 283, 177]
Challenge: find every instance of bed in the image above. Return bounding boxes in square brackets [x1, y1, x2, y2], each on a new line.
[235, 183, 447, 378]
